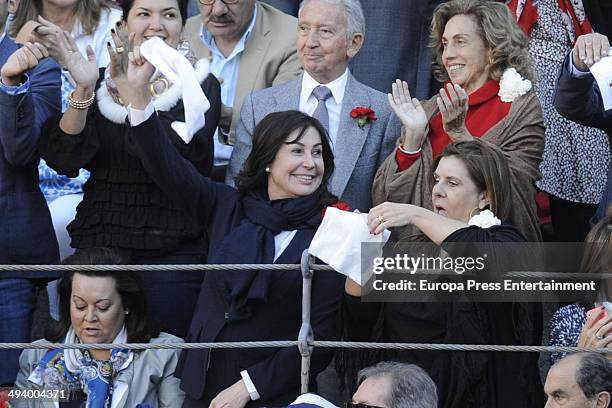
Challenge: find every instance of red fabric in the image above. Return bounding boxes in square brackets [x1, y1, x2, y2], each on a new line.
[350, 107, 377, 121]
[506, 0, 539, 35]
[536, 191, 552, 225]
[558, 0, 593, 38]
[506, 0, 593, 39]
[321, 201, 351, 217]
[396, 80, 511, 172]
[395, 148, 422, 171]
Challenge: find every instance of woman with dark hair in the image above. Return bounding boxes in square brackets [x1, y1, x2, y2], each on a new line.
[13, 248, 185, 408]
[548, 215, 612, 362]
[344, 140, 544, 408]
[37, 0, 221, 338]
[126, 105, 344, 406]
[373, 0, 544, 242]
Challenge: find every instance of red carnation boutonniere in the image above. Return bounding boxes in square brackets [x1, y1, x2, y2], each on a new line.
[322, 201, 351, 218]
[0, 390, 12, 408]
[350, 107, 377, 128]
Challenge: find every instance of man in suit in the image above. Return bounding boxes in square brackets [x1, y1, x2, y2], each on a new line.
[349, 0, 443, 98]
[0, 0, 60, 384]
[553, 32, 611, 223]
[182, 0, 302, 180]
[227, 0, 401, 211]
[260, 0, 299, 16]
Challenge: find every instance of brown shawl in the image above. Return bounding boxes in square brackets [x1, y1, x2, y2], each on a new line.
[371, 91, 545, 242]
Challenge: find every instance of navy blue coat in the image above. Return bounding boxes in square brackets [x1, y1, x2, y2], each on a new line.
[0, 35, 60, 277]
[128, 114, 344, 406]
[554, 55, 612, 223]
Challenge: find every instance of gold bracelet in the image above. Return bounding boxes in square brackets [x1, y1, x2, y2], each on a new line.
[68, 90, 96, 110]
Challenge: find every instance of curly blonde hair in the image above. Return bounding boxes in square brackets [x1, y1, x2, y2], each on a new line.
[9, 0, 112, 38]
[429, 0, 534, 83]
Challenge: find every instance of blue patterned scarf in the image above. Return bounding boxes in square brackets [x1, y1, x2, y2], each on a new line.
[28, 327, 131, 408]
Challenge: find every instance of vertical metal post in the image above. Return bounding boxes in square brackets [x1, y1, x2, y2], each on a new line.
[298, 249, 314, 394]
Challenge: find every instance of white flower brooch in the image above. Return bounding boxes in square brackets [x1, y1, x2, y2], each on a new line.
[468, 209, 501, 229]
[498, 68, 532, 102]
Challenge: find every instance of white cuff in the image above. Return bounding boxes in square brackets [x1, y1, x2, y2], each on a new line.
[240, 370, 261, 401]
[569, 50, 593, 78]
[398, 145, 422, 155]
[127, 102, 155, 127]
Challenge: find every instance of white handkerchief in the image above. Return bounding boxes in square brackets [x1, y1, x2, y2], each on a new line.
[590, 55, 612, 111]
[289, 393, 339, 407]
[308, 207, 390, 286]
[140, 37, 211, 143]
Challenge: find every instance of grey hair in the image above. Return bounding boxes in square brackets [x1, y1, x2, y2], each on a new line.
[357, 361, 438, 408]
[298, 0, 366, 40]
[574, 353, 612, 400]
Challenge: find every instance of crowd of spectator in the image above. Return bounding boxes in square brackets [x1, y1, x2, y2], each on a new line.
[0, 0, 610, 407]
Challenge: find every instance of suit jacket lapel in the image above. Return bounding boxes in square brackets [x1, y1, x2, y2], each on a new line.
[273, 74, 303, 111]
[331, 73, 370, 198]
[183, 18, 211, 61]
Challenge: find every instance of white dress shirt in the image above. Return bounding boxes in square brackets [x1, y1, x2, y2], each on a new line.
[201, 6, 257, 166]
[299, 69, 349, 150]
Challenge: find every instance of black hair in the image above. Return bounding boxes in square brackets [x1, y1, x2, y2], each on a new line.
[235, 110, 337, 207]
[46, 247, 159, 343]
[122, 0, 188, 25]
[575, 353, 612, 399]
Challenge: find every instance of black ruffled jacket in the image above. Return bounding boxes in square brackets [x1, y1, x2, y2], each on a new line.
[38, 67, 221, 255]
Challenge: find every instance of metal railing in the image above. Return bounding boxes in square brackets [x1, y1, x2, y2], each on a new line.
[0, 252, 610, 393]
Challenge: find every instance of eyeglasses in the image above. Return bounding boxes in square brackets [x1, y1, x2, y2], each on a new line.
[198, 0, 239, 5]
[343, 403, 385, 408]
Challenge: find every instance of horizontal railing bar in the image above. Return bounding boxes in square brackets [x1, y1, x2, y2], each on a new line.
[0, 341, 608, 355]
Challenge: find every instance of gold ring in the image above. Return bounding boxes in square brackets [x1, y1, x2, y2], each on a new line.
[377, 215, 385, 224]
[115, 46, 125, 54]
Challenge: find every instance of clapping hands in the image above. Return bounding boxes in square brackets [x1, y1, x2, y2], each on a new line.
[387, 79, 428, 152]
[31, 16, 99, 89]
[107, 21, 131, 84]
[0, 42, 49, 86]
[437, 83, 472, 142]
[106, 23, 156, 109]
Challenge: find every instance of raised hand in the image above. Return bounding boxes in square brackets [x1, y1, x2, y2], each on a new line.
[387, 79, 428, 152]
[572, 32, 610, 71]
[30, 16, 70, 67]
[107, 24, 133, 106]
[437, 83, 472, 142]
[577, 308, 612, 353]
[0, 42, 49, 86]
[126, 33, 156, 109]
[107, 22, 130, 82]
